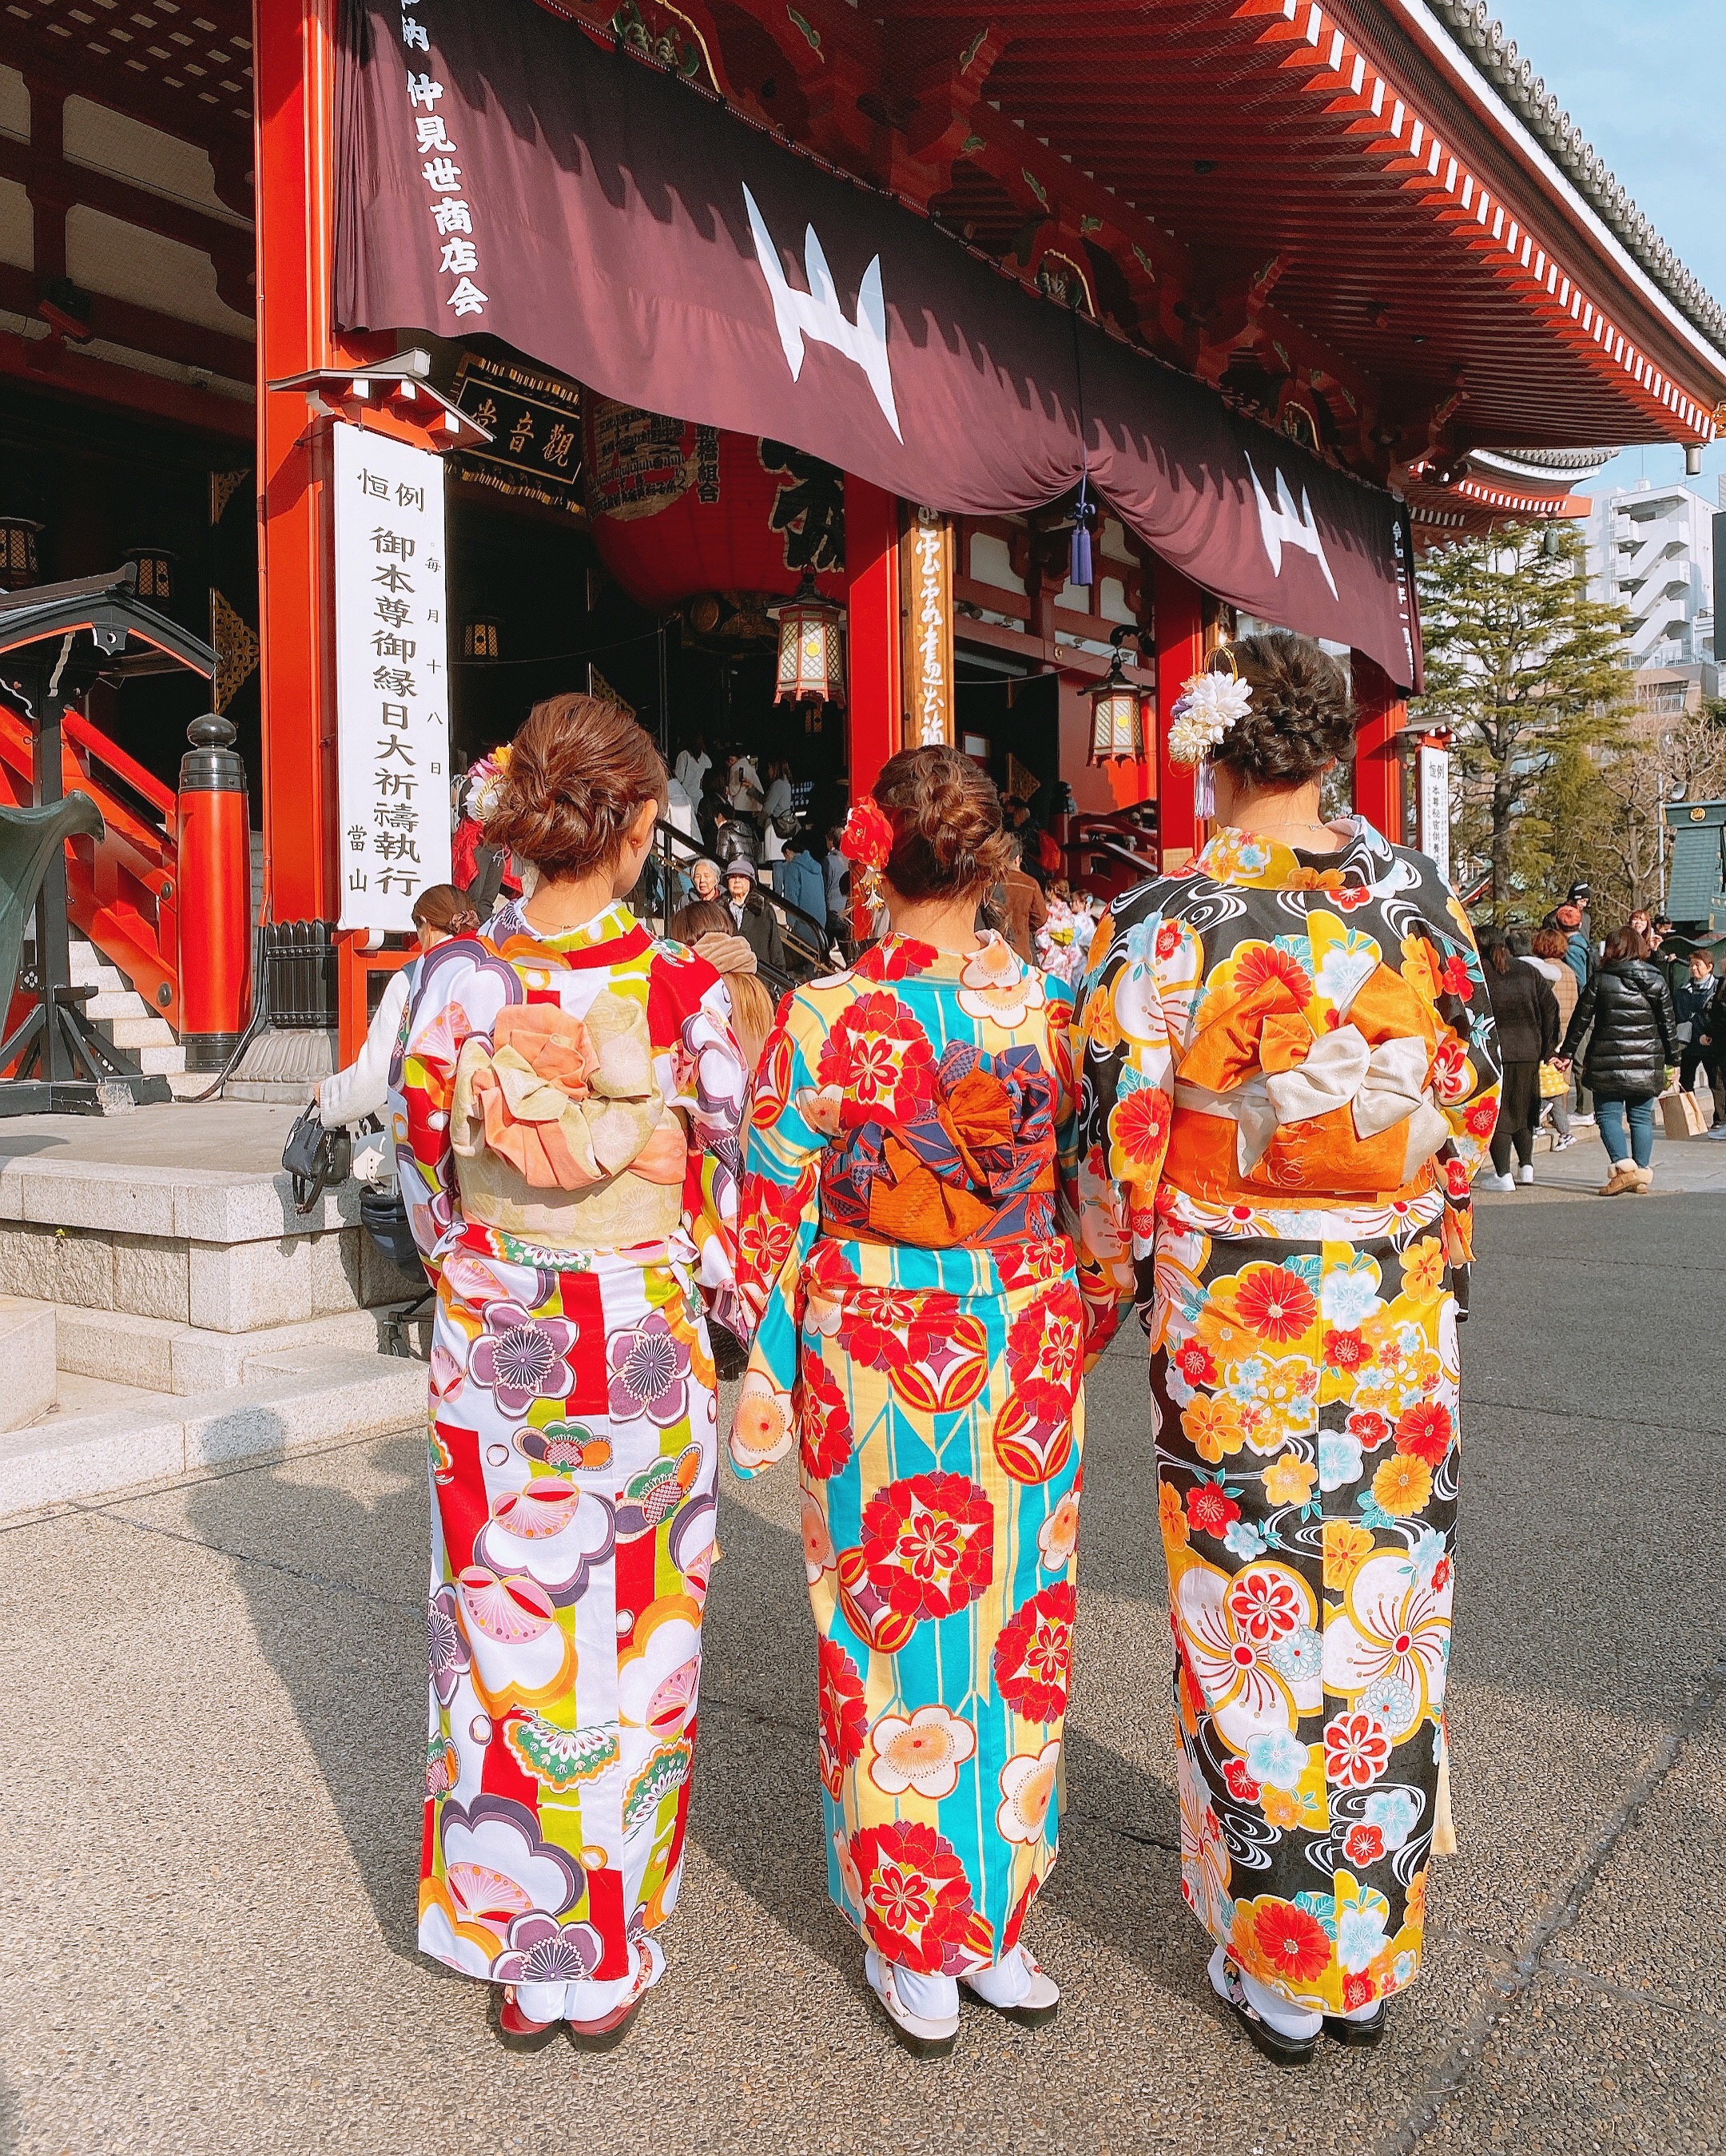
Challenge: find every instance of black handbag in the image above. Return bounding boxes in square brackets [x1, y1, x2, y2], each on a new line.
[281, 1104, 352, 1215]
[360, 1179, 424, 1277]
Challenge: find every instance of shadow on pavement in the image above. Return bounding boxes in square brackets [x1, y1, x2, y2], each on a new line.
[185, 1430, 432, 1970]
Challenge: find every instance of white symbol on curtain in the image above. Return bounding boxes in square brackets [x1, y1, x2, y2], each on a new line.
[742, 185, 901, 441]
[1247, 460, 1338, 599]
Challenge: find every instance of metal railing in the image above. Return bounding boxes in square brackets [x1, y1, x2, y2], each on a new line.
[636, 818, 838, 998]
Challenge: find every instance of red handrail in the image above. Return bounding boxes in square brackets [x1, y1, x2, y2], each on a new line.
[0, 697, 180, 1028]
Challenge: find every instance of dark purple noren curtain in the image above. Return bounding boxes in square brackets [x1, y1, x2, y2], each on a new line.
[336, 0, 1423, 689]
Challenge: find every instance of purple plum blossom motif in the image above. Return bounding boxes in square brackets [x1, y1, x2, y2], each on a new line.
[428, 1582, 471, 1708]
[492, 1910, 604, 1985]
[468, 1302, 579, 1418]
[606, 1309, 692, 1428]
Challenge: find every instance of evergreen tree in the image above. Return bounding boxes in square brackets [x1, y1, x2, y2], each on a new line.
[1410, 523, 1629, 918]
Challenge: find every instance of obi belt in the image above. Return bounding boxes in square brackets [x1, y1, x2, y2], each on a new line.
[1166, 960, 1453, 1204]
[450, 991, 686, 1251]
[818, 1040, 1059, 1251]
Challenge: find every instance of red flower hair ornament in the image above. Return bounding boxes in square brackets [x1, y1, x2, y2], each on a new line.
[841, 796, 895, 871]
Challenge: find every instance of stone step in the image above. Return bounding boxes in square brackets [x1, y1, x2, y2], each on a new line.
[0, 1297, 55, 1433]
[0, 1347, 428, 1518]
[82, 988, 154, 1021]
[50, 1299, 428, 1395]
[101, 1013, 180, 1050]
[133, 1042, 189, 1075]
[0, 1156, 422, 1331]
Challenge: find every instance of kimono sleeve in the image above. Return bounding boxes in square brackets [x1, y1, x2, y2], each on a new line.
[1068, 904, 1180, 1366]
[727, 994, 824, 1478]
[390, 942, 512, 1283]
[1424, 890, 1501, 1267]
[654, 953, 750, 1344]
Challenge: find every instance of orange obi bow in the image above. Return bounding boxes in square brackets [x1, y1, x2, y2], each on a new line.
[831, 1044, 1058, 1250]
[452, 992, 686, 1193]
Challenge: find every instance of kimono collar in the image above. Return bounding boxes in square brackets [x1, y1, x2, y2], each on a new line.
[856, 929, 1028, 986]
[1193, 817, 1390, 892]
[487, 896, 651, 965]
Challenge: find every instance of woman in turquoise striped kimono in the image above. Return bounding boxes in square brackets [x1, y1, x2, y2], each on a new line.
[729, 746, 1084, 2055]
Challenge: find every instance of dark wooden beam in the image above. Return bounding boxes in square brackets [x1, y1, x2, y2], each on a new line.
[0, 262, 255, 385]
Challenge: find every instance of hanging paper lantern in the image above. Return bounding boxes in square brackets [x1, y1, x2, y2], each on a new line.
[1088, 654, 1143, 763]
[582, 398, 846, 612]
[772, 575, 846, 709]
[124, 546, 174, 602]
[0, 516, 42, 591]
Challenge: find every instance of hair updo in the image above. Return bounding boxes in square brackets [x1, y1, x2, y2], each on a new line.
[1210, 631, 1355, 788]
[483, 694, 667, 880]
[873, 744, 1015, 901]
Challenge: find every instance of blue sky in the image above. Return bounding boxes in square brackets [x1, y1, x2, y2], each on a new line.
[1489, 0, 1725, 499]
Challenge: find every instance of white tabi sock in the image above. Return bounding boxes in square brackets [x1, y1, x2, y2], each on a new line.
[1239, 1965, 1323, 2039]
[965, 1949, 1035, 2008]
[889, 1962, 960, 2022]
[511, 1979, 566, 2025]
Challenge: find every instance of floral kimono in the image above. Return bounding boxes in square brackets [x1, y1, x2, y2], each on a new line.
[731, 934, 1084, 1978]
[1073, 819, 1499, 2018]
[392, 897, 748, 2002]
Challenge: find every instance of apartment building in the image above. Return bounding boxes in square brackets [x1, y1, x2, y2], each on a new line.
[1582, 478, 1718, 682]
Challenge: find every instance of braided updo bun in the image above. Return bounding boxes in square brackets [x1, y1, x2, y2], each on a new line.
[873, 744, 1014, 901]
[483, 694, 667, 880]
[1211, 632, 1354, 787]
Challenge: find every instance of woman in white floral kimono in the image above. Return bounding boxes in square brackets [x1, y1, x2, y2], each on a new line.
[394, 695, 749, 2051]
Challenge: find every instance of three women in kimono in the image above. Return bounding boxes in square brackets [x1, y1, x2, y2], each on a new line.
[396, 635, 1494, 2067]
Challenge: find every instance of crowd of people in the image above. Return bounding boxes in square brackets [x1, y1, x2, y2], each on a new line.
[332, 630, 1504, 2075]
[1475, 894, 1724, 1198]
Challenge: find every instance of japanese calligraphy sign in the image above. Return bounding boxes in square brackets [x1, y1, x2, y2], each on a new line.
[451, 352, 583, 514]
[901, 505, 954, 749]
[332, 424, 453, 932]
[1418, 742, 1451, 884]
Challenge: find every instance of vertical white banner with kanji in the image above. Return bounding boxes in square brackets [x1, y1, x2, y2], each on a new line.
[332, 423, 454, 933]
[1418, 742, 1451, 885]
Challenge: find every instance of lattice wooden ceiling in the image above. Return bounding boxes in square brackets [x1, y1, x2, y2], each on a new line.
[0, 0, 253, 198]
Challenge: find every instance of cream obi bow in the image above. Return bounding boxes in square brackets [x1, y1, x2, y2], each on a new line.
[1178, 1023, 1450, 1175]
[451, 992, 686, 1191]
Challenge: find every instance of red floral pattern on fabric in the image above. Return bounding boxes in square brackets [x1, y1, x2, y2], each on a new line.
[1233, 945, 1314, 1003]
[1111, 1087, 1173, 1168]
[860, 1472, 995, 1621]
[1394, 1401, 1454, 1466]
[817, 1636, 868, 1799]
[1234, 1265, 1318, 1343]
[992, 1580, 1076, 1724]
[814, 990, 937, 1124]
[1252, 1899, 1333, 1983]
[1187, 1483, 1242, 1538]
[737, 1168, 809, 1291]
[800, 1354, 854, 1479]
[850, 1819, 976, 1974]
[850, 937, 938, 985]
[1005, 1280, 1085, 1423]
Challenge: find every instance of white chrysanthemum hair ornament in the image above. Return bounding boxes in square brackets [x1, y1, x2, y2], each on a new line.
[463, 745, 512, 825]
[1167, 648, 1252, 817]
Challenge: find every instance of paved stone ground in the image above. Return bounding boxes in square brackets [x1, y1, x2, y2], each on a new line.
[2, 1190, 1724, 2154]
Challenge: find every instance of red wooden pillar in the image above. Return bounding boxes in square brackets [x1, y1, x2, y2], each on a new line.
[1152, 559, 1204, 869]
[254, 0, 384, 923]
[845, 477, 902, 802]
[1352, 651, 1406, 845]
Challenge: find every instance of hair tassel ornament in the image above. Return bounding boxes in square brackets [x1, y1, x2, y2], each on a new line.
[1167, 653, 1252, 818]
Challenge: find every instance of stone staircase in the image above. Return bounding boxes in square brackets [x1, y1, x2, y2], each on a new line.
[66, 933, 204, 1098]
[0, 1146, 431, 1518]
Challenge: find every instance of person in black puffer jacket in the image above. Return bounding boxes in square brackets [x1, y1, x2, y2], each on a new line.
[1477, 933, 1560, 1188]
[1556, 923, 1679, 1195]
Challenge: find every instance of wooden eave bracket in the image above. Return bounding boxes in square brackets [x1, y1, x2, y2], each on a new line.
[266, 348, 494, 453]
